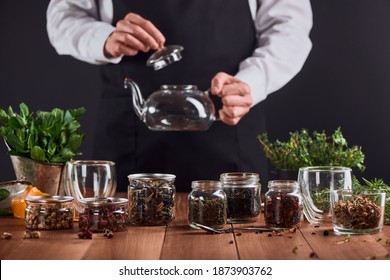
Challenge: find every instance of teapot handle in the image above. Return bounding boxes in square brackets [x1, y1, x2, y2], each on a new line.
[205, 89, 220, 122]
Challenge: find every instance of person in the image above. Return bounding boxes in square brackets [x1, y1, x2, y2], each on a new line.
[46, 0, 313, 192]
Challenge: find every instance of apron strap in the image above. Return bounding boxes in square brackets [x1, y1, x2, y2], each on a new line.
[95, 0, 101, 21]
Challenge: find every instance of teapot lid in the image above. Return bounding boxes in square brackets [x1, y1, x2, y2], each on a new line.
[146, 45, 184, 71]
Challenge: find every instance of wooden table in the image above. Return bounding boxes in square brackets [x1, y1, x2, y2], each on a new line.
[0, 192, 389, 260]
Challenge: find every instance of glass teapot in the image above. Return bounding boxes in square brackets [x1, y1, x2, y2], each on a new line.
[124, 78, 217, 131]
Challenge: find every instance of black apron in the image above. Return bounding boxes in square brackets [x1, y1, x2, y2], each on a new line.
[94, 0, 268, 192]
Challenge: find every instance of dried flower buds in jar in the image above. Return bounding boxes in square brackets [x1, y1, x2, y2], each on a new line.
[264, 180, 303, 228]
[24, 196, 74, 230]
[78, 197, 128, 232]
[128, 173, 176, 226]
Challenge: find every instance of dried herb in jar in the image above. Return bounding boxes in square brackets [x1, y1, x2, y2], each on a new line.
[333, 195, 382, 230]
[79, 198, 128, 232]
[189, 195, 226, 228]
[128, 176, 175, 226]
[264, 190, 302, 228]
[25, 197, 74, 230]
[224, 187, 261, 222]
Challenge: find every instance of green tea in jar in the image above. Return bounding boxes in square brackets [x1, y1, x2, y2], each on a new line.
[188, 180, 227, 229]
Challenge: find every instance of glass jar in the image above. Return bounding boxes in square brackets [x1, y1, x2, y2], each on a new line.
[128, 173, 176, 226]
[188, 180, 227, 229]
[220, 172, 261, 223]
[78, 197, 128, 232]
[264, 180, 303, 228]
[25, 196, 74, 230]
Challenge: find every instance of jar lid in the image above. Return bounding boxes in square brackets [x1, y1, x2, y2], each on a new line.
[220, 172, 260, 186]
[191, 180, 222, 189]
[25, 195, 74, 203]
[128, 173, 176, 180]
[79, 197, 128, 206]
[146, 45, 184, 71]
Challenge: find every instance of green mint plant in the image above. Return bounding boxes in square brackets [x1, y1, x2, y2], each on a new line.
[0, 102, 86, 163]
[258, 127, 365, 172]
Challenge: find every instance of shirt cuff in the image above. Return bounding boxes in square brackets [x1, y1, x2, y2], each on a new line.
[235, 66, 267, 106]
[88, 23, 123, 64]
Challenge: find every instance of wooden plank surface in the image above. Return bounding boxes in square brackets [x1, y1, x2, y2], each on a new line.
[299, 223, 390, 260]
[161, 192, 238, 260]
[233, 219, 313, 260]
[0, 192, 389, 260]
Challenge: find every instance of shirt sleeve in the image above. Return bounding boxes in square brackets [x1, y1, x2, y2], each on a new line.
[235, 0, 313, 106]
[46, 0, 121, 65]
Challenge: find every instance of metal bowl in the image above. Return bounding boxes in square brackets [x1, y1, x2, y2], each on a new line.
[0, 179, 31, 215]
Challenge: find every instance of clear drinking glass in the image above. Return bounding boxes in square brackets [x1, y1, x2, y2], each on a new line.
[298, 166, 352, 224]
[331, 189, 385, 234]
[64, 160, 117, 218]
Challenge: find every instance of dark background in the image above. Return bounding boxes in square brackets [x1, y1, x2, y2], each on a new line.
[1, 1, 389, 185]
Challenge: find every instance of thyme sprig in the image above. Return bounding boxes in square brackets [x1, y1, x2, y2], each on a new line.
[258, 127, 365, 172]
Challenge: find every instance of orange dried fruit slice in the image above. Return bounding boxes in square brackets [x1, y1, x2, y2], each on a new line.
[11, 185, 50, 219]
[11, 197, 26, 219]
[27, 187, 50, 197]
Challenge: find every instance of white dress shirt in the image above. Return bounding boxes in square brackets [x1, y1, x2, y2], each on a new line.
[47, 0, 313, 105]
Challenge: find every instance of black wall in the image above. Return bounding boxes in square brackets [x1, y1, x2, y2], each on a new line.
[1, 1, 390, 184]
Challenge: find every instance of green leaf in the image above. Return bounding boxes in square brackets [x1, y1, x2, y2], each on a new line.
[47, 141, 57, 158]
[51, 108, 64, 122]
[7, 106, 14, 115]
[60, 147, 75, 161]
[0, 108, 8, 123]
[69, 107, 86, 119]
[66, 120, 81, 132]
[5, 133, 26, 152]
[8, 116, 24, 129]
[30, 145, 47, 162]
[19, 103, 29, 119]
[68, 134, 84, 151]
[0, 188, 10, 201]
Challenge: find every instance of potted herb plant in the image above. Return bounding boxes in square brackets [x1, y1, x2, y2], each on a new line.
[257, 127, 366, 180]
[0, 103, 86, 195]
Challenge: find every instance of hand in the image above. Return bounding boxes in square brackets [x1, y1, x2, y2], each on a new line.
[210, 72, 253, 126]
[104, 13, 165, 58]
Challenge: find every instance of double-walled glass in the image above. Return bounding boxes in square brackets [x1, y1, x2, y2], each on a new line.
[64, 160, 117, 220]
[331, 189, 385, 234]
[298, 166, 352, 224]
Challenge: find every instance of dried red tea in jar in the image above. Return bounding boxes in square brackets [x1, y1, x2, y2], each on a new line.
[264, 180, 303, 228]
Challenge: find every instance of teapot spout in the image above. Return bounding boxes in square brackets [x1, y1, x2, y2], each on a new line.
[124, 77, 146, 120]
